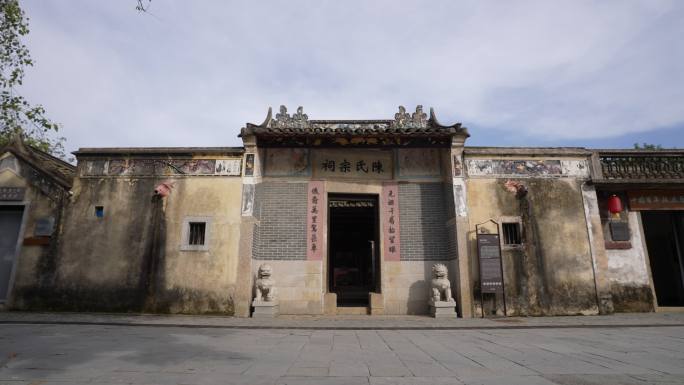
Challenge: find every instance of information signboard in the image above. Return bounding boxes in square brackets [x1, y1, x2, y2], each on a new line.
[477, 234, 504, 294]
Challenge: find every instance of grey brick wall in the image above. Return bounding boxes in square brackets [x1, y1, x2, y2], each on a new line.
[399, 183, 451, 260]
[252, 182, 308, 260]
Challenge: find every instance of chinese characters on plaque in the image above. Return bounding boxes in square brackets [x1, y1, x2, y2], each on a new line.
[381, 183, 401, 261]
[628, 190, 684, 210]
[313, 150, 392, 180]
[320, 159, 385, 174]
[306, 181, 326, 260]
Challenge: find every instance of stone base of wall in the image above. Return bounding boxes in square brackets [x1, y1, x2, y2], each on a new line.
[10, 285, 236, 315]
[611, 283, 655, 313]
[383, 260, 456, 315]
[252, 260, 323, 315]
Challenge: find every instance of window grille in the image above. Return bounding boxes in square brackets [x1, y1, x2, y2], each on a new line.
[188, 222, 206, 245]
[502, 222, 521, 245]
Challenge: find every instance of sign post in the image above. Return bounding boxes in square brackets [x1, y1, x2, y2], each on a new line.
[476, 220, 507, 318]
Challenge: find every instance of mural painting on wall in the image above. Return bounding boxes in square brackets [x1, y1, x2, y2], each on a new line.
[244, 154, 255, 176]
[381, 183, 401, 261]
[397, 148, 440, 177]
[466, 159, 574, 177]
[453, 155, 462, 177]
[241, 184, 255, 216]
[307, 181, 326, 260]
[312, 150, 393, 180]
[84, 159, 242, 176]
[265, 148, 309, 176]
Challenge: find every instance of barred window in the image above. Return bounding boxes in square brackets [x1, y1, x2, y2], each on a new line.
[188, 222, 206, 245]
[502, 222, 521, 245]
[181, 216, 211, 251]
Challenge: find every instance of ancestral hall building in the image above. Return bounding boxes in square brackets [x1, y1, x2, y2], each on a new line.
[1, 106, 683, 317]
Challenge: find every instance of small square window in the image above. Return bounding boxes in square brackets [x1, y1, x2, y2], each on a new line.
[188, 222, 206, 245]
[181, 216, 211, 251]
[95, 206, 104, 218]
[502, 222, 521, 245]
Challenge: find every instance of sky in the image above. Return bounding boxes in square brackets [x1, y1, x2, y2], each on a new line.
[19, 1, 684, 154]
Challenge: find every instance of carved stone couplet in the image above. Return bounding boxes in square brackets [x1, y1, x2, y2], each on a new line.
[307, 181, 326, 261]
[381, 183, 401, 261]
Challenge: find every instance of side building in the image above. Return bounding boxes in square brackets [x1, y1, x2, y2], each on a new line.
[1, 135, 75, 309]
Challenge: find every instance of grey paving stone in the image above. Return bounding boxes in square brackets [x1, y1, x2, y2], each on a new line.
[276, 376, 368, 385]
[542, 373, 659, 385]
[367, 363, 413, 377]
[2, 321, 684, 384]
[462, 374, 560, 385]
[329, 361, 370, 377]
[371, 377, 464, 385]
[286, 366, 329, 377]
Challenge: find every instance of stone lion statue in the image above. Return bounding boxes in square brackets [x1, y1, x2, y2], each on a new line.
[255, 264, 277, 301]
[431, 263, 453, 302]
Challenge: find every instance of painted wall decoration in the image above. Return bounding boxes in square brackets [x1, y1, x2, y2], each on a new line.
[82, 158, 242, 177]
[214, 159, 242, 175]
[306, 181, 326, 261]
[465, 159, 589, 178]
[453, 182, 467, 217]
[397, 148, 441, 178]
[264, 148, 309, 177]
[312, 149, 392, 180]
[241, 184, 255, 216]
[453, 155, 462, 177]
[244, 154, 255, 176]
[381, 183, 401, 261]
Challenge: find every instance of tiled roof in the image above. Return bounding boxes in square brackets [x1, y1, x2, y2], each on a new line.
[240, 105, 469, 138]
[1, 134, 75, 188]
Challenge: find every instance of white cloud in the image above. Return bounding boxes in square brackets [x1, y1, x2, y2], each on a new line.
[18, 0, 684, 153]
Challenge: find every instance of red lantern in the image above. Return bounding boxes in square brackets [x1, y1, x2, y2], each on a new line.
[607, 195, 623, 216]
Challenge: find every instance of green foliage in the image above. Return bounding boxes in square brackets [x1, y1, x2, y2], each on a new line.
[0, 0, 65, 157]
[633, 143, 663, 150]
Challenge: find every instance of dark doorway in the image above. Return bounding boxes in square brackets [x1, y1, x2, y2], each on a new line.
[0, 205, 24, 301]
[642, 211, 684, 307]
[328, 194, 379, 307]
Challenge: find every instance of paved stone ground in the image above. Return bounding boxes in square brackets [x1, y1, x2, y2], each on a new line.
[1, 314, 683, 384]
[1, 311, 684, 329]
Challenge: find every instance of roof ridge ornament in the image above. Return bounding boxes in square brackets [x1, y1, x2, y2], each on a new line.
[271, 105, 310, 129]
[393, 105, 428, 129]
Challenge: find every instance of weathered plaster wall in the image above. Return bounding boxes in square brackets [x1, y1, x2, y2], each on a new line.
[1, 156, 64, 308]
[605, 211, 654, 312]
[466, 176, 599, 316]
[17, 170, 243, 314]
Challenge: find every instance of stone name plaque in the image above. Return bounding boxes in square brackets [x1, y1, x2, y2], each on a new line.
[312, 149, 392, 180]
[477, 234, 504, 293]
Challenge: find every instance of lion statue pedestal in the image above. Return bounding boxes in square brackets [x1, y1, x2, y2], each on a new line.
[429, 263, 457, 318]
[252, 264, 279, 318]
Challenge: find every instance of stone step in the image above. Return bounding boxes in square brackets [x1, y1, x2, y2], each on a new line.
[336, 306, 368, 315]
